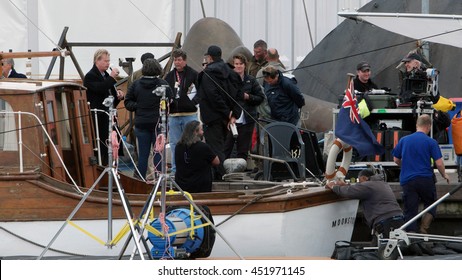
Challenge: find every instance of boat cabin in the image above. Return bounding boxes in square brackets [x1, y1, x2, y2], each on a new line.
[0, 80, 97, 188]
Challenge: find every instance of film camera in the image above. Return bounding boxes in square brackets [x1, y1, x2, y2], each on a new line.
[402, 68, 439, 104]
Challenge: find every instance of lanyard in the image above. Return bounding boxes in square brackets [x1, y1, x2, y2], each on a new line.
[175, 70, 182, 87]
[175, 70, 182, 98]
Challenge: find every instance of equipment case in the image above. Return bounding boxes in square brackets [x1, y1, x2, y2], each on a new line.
[368, 94, 397, 109]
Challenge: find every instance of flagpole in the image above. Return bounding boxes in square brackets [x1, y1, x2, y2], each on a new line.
[346, 73, 355, 89]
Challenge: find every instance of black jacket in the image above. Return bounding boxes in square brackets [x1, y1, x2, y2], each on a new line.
[238, 74, 265, 124]
[353, 77, 378, 93]
[164, 65, 199, 114]
[83, 65, 119, 110]
[263, 71, 305, 125]
[8, 69, 27, 79]
[198, 59, 242, 124]
[124, 76, 172, 130]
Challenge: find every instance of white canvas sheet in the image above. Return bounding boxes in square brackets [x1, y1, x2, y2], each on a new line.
[338, 12, 462, 49]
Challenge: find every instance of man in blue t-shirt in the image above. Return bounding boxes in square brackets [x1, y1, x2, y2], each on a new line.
[393, 114, 450, 233]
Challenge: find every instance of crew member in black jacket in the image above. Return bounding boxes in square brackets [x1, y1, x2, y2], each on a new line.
[83, 49, 124, 166]
[124, 58, 172, 180]
[164, 49, 199, 174]
[198, 45, 242, 180]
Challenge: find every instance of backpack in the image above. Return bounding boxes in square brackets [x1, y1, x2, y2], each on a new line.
[452, 110, 462, 155]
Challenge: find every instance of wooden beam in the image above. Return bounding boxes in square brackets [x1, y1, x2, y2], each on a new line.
[0, 51, 69, 59]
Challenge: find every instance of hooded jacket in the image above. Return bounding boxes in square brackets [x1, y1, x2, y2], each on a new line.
[124, 76, 172, 130]
[198, 59, 242, 124]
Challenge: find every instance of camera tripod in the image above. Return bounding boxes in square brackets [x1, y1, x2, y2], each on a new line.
[38, 96, 148, 259]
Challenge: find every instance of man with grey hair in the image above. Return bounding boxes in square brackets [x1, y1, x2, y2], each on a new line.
[174, 120, 219, 193]
[1, 58, 27, 78]
[84, 49, 124, 165]
[256, 48, 285, 86]
[326, 169, 404, 240]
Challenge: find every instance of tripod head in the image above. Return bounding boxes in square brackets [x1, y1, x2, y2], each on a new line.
[153, 84, 170, 175]
[154, 84, 169, 135]
[102, 94, 118, 167]
[103, 95, 115, 108]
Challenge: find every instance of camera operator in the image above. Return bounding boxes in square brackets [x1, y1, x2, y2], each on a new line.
[400, 52, 441, 104]
[399, 53, 427, 104]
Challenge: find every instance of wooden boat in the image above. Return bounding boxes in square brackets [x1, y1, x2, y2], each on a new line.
[0, 78, 359, 259]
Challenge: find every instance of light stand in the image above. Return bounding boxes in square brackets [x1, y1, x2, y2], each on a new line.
[38, 96, 149, 260]
[118, 85, 244, 259]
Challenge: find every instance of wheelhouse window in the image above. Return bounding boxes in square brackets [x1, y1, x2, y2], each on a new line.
[46, 100, 58, 145]
[78, 99, 90, 144]
[55, 90, 71, 149]
[0, 98, 18, 151]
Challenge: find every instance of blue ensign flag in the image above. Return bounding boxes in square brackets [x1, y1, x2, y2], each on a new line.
[335, 79, 385, 157]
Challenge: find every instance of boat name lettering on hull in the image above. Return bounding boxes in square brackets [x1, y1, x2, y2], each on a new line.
[331, 216, 356, 228]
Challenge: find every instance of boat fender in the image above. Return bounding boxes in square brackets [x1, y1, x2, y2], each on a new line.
[325, 138, 352, 181]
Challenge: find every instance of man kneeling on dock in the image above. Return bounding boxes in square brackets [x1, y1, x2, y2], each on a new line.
[326, 169, 404, 243]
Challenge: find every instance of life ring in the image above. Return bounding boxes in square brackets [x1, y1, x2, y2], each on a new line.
[325, 138, 352, 181]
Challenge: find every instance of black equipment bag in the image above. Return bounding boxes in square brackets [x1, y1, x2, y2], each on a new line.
[383, 129, 411, 161]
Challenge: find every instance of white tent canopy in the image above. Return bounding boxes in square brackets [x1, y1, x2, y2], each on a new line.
[338, 12, 462, 49]
[1, 0, 372, 79]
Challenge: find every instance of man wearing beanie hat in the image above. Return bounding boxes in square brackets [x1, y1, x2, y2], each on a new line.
[128, 52, 155, 89]
[353, 61, 378, 93]
[326, 169, 403, 241]
[198, 45, 243, 180]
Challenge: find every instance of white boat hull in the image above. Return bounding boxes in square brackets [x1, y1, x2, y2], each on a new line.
[0, 199, 358, 259]
[211, 200, 358, 258]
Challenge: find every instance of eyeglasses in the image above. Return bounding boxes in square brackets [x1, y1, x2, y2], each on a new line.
[360, 69, 370, 73]
[262, 71, 276, 79]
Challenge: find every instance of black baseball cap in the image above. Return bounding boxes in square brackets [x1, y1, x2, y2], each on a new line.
[356, 61, 371, 71]
[401, 53, 422, 62]
[204, 45, 222, 57]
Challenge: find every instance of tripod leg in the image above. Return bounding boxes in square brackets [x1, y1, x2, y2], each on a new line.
[117, 178, 163, 260]
[117, 223, 154, 260]
[124, 176, 164, 259]
[37, 168, 111, 259]
[110, 168, 147, 260]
